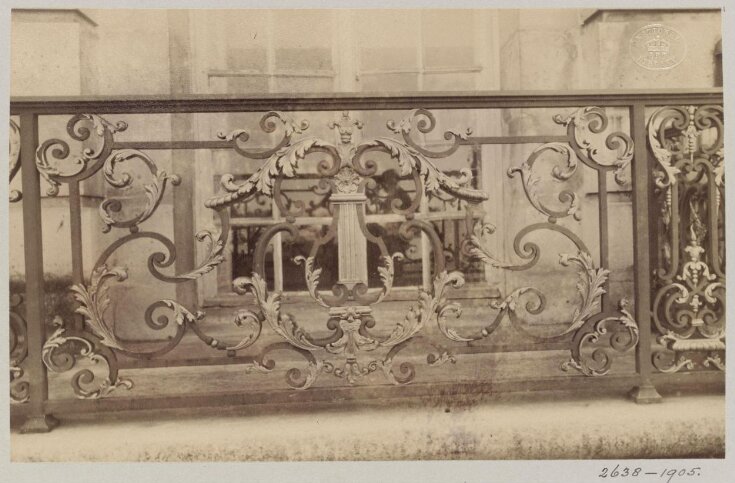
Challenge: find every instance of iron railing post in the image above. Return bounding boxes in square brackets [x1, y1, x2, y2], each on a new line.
[18, 112, 59, 432]
[68, 181, 85, 331]
[629, 102, 663, 404]
[169, 10, 198, 310]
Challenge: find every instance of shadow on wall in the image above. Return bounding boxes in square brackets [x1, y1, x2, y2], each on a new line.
[10, 276, 79, 330]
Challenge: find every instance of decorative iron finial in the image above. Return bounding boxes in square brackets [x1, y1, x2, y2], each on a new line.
[329, 111, 363, 145]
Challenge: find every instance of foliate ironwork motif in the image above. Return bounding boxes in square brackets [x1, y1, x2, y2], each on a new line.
[465, 106, 639, 376]
[553, 106, 634, 185]
[38, 113, 251, 398]
[9, 119, 21, 202]
[10, 120, 27, 402]
[10, 294, 29, 404]
[224, 110, 489, 388]
[648, 105, 725, 373]
[34, 114, 183, 234]
[42, 316, 133, 399]
[98, 149, 181, 233]
[561, 299, 639, 376]
[37, 110, 487, 396]
[36, 114, 128, 196]
[38, 106, 640, 397]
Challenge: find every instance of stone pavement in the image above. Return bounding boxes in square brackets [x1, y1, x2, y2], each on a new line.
[11, 392, 724, 462]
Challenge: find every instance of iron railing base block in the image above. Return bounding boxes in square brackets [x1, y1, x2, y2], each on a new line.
[629, 384, 663, 404]
[20, 414, 59, 434]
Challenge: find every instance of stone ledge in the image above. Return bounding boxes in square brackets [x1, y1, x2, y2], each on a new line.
[11, 393, 724, 461]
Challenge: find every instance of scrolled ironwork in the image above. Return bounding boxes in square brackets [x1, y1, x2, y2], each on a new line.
[210, 109, 489, 387]
[35, 105, 647, 397]
[354, 138, 484, 204]
[10, 294, 29, 404]
[508, 142, 582, 222]
[218, 111, 310, 159]
[9, 119, 22, 202]
[42, 317, 133, 399]
[553, 106, 634, 185]
[467, 229, 616, 345]
[36, 116, 181, 232]
[387, 108, 472, 158]
[37, 113, 252, 398]
[460, 105, 641, 375]
[561, 299, 639, 376]
[649, 104, 725, 373]
[36, 114, 127, 196]
[99, 149, 181, 233]
[207, 138, 340, 209]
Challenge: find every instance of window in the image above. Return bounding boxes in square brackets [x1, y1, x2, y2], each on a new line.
[204, 10, 337, 94]
[199, 10, 488, 94]
[356, 10, 481, 92]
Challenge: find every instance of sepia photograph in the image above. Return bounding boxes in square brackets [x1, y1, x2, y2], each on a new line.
[2, 1, 731, 481]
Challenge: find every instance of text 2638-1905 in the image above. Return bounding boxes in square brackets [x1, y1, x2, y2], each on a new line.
[598, 466, 702, 482]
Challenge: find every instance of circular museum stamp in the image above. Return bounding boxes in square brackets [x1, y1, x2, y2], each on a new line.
[629, 23, 687, 70]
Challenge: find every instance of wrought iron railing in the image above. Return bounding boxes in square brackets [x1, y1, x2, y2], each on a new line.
[8, 90, 724, 432]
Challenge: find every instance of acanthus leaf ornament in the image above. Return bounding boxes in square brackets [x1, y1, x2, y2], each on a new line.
[233, 273, 321, 352]
[464, 103, 642, 375]
[70, 264, 129, 350]
[465, 222, 513, 270]
[36, 114, 128, 196]
[559, 251, 610, 336]
[293, 255, 330, 308]
[381, 270, 468, 348]
[508, 142, 582, 222]
[471, 245, 612, 342]
[35, 113, 251, 397]
[206, 137, 340, 209]
[561, 299, 639, 376]
[553, 106, 634, 186]
[42, 317, 133, 400]
[358, 137, 488, 204]
[217, 111, 310, 159]
[374, 253, 404, 305]
[386, 108, 472, 158]
[703, 353, 725, 371]
[98, 149, 182, 233]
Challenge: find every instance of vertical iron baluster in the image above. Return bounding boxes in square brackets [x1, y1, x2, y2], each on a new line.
[19, 112, 59, 432]
[68, 180, 85, 332]
[171, 129, 197, 309]
[629, 103, 662, 404]
[169, 10, 198, 309]
[597, 168, 611, 312]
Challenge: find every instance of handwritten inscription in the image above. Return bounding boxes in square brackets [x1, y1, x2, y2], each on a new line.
[598, 465, 702, 482]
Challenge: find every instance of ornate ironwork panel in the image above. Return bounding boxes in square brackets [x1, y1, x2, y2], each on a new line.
[25, 105, 647, 400]
[466, 107, 639, 376]
[648, 105, 726, 373]
[6, 92, 724, 416]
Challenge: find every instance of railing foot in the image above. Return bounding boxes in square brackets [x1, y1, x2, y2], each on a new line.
[629, 383, 662, 404]
[19, 414, 59, 434]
